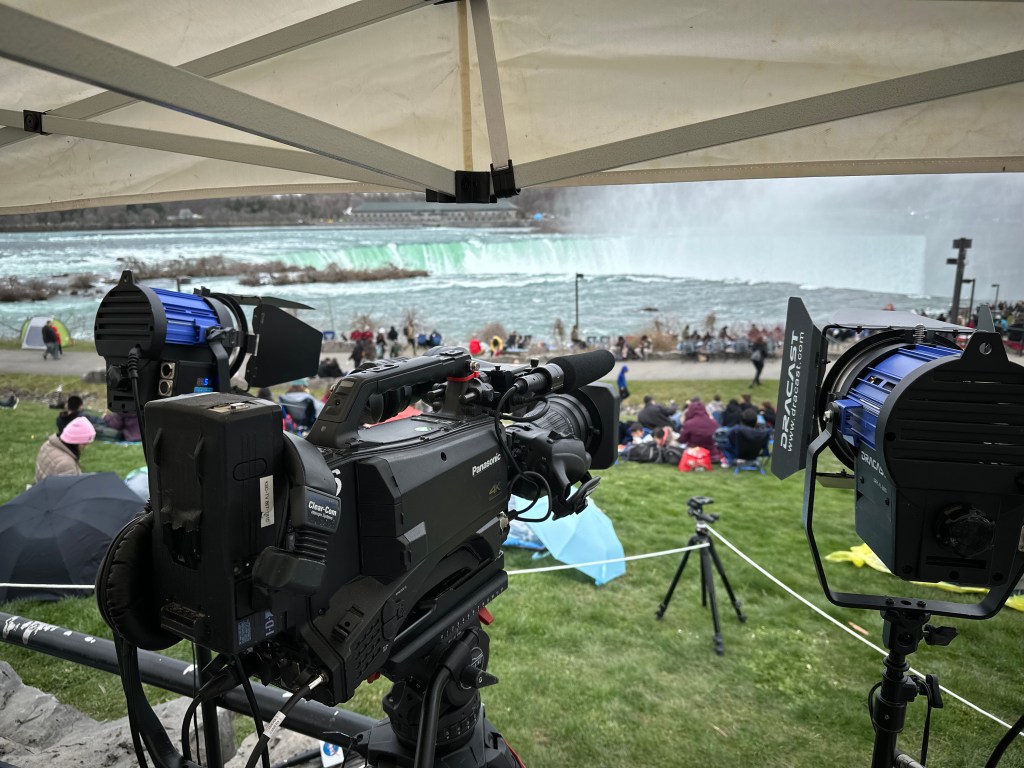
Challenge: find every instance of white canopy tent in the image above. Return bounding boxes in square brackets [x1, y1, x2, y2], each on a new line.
[0, 0, 1022, 213]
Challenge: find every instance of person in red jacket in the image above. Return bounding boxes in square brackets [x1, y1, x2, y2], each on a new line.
[679, 398, 723, 465]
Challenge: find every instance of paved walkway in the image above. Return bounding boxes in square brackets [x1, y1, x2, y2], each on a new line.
[5, 347, 1020, 385]
[0, 348, 108, 377]
[0, 348, 778, 382]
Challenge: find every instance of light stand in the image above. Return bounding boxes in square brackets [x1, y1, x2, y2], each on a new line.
[869, 610, 956, 768]
[655, 496, 747, 655]
[574, 272, 583, 336]
[962, 278, 976, 321]
[946, 238, 970, 321]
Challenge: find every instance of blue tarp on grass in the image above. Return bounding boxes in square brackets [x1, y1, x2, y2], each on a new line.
[508, 495, 625, 585]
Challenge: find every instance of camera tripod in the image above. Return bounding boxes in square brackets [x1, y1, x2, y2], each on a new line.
[655, 496, 746, 655]
[351, 618, 519, 768]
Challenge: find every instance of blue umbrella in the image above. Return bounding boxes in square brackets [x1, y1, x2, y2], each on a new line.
[510, 496, 626, 585]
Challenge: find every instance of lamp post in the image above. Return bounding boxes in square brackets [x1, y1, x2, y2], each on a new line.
[574, 273, 583, 336]
[947, 238, 971, 321]
[962, 278, 976, 321]
[992, 283, 1001, 307]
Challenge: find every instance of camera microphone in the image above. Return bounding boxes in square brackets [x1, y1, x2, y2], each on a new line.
[549, 349, 615, 391]
[513, 349, 615, 395]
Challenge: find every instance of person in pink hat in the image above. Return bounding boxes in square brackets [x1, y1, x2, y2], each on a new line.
[35, 415, 95, 482]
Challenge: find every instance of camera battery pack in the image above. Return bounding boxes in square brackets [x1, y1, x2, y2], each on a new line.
[145, 393, 287, 653]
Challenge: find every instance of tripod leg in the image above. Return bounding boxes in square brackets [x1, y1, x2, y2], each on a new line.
[700, 546, 725, 655]
[656, 556, 691, 619]
[707, 540, 747, 623]
[656, 535, 699, 619]
[700, 554, 708, 607]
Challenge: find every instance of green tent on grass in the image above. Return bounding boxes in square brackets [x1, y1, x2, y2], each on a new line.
[20, 316, 71, 350]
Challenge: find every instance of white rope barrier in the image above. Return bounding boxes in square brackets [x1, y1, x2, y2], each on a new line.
[4, 529, 1014, 736]
[705, 525, 1018, 733]
[510, 526, 1018, 734]
[0, 583, 94, 590]
[506, 542, 707, 576]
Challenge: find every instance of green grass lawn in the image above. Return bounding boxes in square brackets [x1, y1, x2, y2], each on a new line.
[1, 375, 1022, 767]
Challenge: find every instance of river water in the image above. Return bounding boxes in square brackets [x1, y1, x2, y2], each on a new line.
[0, 226, 948, 344]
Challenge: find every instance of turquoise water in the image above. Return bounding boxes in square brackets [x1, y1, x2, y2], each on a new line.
[0, 226, 948, 344]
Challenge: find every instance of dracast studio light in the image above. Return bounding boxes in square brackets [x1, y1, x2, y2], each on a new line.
[773, 297, 1024, 619]
[95, 270, 322, 412]
[773, 297, 1024, 768]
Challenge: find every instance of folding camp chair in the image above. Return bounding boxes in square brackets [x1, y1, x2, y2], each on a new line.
[717, 427, 772, 475]
[279, 397, 317, 435]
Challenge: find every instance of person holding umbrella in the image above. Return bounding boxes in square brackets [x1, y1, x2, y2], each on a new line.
[35, 415, 95, 482]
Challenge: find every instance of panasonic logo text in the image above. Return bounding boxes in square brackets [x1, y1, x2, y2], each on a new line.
[472, 454, 502, 476]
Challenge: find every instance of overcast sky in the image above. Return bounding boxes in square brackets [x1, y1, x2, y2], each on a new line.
[570, 174, 1024, 299]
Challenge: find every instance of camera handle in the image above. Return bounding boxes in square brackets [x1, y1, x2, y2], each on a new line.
[312, 347, 473, 449]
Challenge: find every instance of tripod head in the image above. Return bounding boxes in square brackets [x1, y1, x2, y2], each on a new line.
[687, 496, 719, 525]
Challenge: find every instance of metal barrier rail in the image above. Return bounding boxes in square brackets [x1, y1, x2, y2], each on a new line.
[0, 612, 376, 740]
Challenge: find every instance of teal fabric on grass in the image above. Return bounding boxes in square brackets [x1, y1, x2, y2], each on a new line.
[510, 495, 625, 585]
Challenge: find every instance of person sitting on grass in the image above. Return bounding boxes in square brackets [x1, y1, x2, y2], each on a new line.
[56, 394, 109, 433]
[651, 426, 680, 447]
[715, 408, 772, 466]
[679, 398, 723, 466]
[279, 379, 323, 429]
[35, 415, 95, 481]
[619, 422, 653, 459]
[102, 409, 142, 442]
[638, 394, 680, 431]
[705, 394, 725, 425]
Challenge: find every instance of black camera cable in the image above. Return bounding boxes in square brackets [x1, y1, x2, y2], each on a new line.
[867, 678, 939, 766]
[179, 654, 272, 768]
[492, 389, 553, 523]
[117, 634, 201, 768]
[127, 346, 149, 463]
[114, 634, 154, 768]
[190, 645, 201, 765]
[984, 710, 1024, 768]
[242, 674, 326, 768]
[233, 654, 272, 768]
[179, 654, 239, 763]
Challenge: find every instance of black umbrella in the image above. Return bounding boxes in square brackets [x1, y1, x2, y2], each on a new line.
[0, 472, 144, 603]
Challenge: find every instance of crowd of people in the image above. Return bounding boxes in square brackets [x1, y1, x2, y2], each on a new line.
[619, 391, 774, 470]
[326, 323, 449, 370]
[24, 297, 1022, 483]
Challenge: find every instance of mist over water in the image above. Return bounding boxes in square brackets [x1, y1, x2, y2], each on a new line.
[570, 175, 1024, 298]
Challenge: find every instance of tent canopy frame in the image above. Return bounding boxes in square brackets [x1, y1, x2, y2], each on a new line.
[0, 0, 1022, 212]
